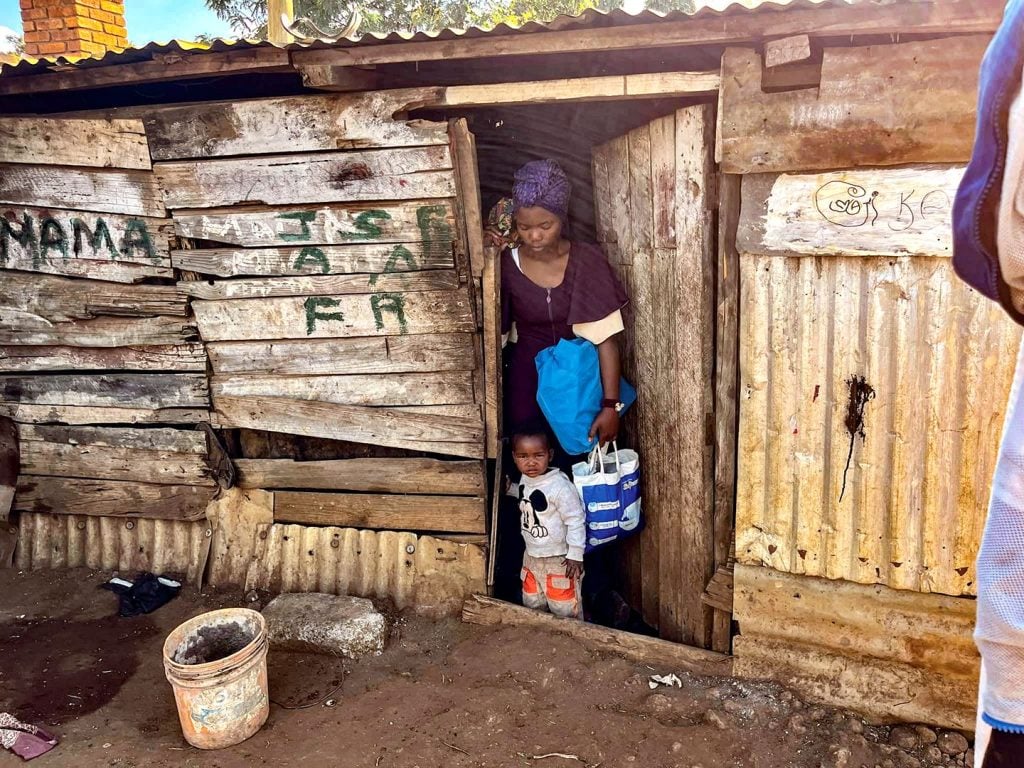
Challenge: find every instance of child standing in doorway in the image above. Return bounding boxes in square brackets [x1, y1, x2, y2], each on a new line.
[509, 425, 586, 619]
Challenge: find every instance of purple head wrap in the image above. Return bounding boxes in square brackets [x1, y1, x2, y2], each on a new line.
[512, 159, 571, 221]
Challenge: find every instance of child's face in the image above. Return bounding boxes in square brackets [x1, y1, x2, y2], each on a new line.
[512, 435, 553, 478]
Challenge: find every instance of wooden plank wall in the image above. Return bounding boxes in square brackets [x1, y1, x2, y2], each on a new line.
[1, 92, 491, 610]
[0, 118, 216, 523]
[592, 105, 718, 648]
[721, 33, 1012, 726]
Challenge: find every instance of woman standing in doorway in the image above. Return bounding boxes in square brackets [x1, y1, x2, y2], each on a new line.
[490, 159, 632, 627]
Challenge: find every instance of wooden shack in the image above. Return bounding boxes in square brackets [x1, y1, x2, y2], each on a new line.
[0, 0, 1014, 729]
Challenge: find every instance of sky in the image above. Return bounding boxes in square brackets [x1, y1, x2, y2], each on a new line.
[0, 0, 235, 46]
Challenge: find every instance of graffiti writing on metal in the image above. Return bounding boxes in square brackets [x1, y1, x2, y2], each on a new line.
[814, 181, 952, 233]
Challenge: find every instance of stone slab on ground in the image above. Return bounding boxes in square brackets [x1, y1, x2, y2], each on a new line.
[262, 593, 388, 658]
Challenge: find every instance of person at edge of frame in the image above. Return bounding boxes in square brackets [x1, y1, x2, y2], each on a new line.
[953, 0, 1024, 764]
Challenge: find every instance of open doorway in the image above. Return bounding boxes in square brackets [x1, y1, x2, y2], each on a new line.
[418, 97, 734, 651]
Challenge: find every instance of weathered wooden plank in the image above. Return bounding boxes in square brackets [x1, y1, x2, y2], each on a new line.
[764, 34, 812, 69]
[482, 245, 501, 459]
[214, 395, 483, 458]
[0, 315, 197, 347]
[463, 595, 733, 677]
[274, 491, 486, 534]
[0, 164, 166, 218]
[192, 290, 475, 341]
[206, 333, 474, 376]
[13, 476, 216, 521]
[450, 118, 485, 278]
[719, 37, 987, 174]
[144, 89, 449, 161]
[0, 416, 16, 523]
[0, 403, 209, 425]
[733, 564, 978, 730]
[177, 269, 459, 300]
[0, 344, 207, 373]
[0, 48, 293, 98]
[205, 487, 274, 588]
[0, 117, 152, 170]
[712, 172, 741, 654]
[20, 442, 214, 486]
[235, 457, 484, 495]
[171, 242, 453, 277]
[0, 271, 187, 322]
[156, 147, 456, 209]
[293, 0, 1004, 67]
[171, 200, 457, 248]
[437, 71, 720, 108]
[1, 206, 173, 281]
[17, 424, 207, 453]
[738, 166, 964, 258]
[0, 374, 209, 409]
[212, 371, 476, 407]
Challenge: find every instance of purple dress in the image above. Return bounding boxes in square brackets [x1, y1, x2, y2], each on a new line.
[501, 241, 628, 432]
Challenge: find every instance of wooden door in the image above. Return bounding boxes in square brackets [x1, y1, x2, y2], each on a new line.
[592, 104, 731, 650]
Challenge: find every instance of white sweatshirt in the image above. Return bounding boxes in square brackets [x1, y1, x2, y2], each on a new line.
[511, 469, 586, 562]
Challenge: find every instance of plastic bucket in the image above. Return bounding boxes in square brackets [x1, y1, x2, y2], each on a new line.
[162, 608, 269, 750]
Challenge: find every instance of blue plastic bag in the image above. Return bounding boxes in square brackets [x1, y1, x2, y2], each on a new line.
[572, 443, 643, 553]
[534, 337, 636, 455]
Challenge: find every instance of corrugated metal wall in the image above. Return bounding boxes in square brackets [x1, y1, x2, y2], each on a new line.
[15, 512, 210, 583]
[736, 253, 1021, 596]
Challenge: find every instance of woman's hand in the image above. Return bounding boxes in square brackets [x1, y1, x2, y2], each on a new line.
[563, 558, 584, 580]
[589, 407, 620, 447]
[484, 227, 509, 249]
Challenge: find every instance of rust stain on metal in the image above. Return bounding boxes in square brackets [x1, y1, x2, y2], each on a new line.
[839, 375, 875, 503]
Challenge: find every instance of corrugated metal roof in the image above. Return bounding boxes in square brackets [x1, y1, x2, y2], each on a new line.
[0, 0, 858, 77]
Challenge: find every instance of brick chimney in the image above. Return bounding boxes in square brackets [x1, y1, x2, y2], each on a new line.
[21, 0, 129, 59]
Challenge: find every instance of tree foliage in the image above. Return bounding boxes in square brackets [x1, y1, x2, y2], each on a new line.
[201, 0, 698, 38]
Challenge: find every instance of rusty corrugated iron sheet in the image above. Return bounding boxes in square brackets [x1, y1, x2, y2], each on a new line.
[735, 251, 1022, 597]
[0, 0, 864, 77]
[15, 512, 210, 583]
[242, 523, 485, 614]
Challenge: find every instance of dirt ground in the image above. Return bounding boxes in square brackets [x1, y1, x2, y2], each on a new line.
[0, 568, 975, 768]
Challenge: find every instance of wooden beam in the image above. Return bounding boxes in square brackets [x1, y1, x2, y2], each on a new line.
[0, 373, 209, 409]
[0, 118, 152, 170]
[0, 272, 186, 322]
[436, 71, 720, 108]
[235, 457, 485, 495]
[0, 47, 294, 97]
[763, 34, 811, 69]
[719, 36, 986, 174]
[155, 146, 455, 209]
[177, 269, 459, 300]
[144, 88, 447, 160]
[171, 243, 453, 277]
[213, 395, 483, 458]
[737, 166, 964, 258]
[295, 64, 399, 92]
[14, 476, 216, 521]
[274, 491, 486, 534]
[20, 442, 214, 486]
[0, 344, 207, 373]
[0, 416, 16, 523]
[171, 200, 457, 248]
[291, 0, 1003, 68]
[462, 595, 733, 678]
[17, 424, 208, 453]
[0, 403, 209, 425]
[0, 164, 166, 218]
[211, 371, 476, 408]
[0, 315, 197, 347]
[191, 290, 475, 341]
[267, 0, 294, 45]
[206, 333, 475, 376]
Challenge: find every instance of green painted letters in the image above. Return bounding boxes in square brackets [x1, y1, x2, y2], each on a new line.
[0, 213, 37, 266]
[416, 204, 454, 262]
[370, 292, 408, 335]
[277, 211, 316, 242]
[122, 219, 157, 262]
[293, 246, 330, 275]
[338, 210, 390, 241]
[39, 217, 68, 261]
[72, 217, 118, 259]
[368, 245, 417, 287]
[304, 296, 345, 335]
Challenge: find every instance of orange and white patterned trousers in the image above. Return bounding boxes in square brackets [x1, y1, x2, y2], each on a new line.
[521, 552, 582, 619]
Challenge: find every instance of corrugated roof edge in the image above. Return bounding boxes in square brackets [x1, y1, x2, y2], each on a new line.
[0, 0, 858, 78]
